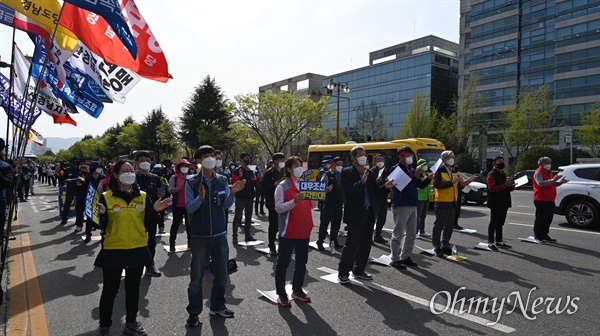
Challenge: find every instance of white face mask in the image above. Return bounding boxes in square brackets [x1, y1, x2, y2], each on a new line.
[543, 164, 551, 171]
[292, 166, 304, 178]
[357, 156, 367, 166]
[278, 161, 285, 169]
[139, 162, 151, 171]
[215, 159, 223, 168]
[335, 165, 343, 173]
[202, 157, 217, 170]
[376, 162, 384, 168]
[446, 158, 455, 166]
[95, 168, 103, 174]
[119, 172, 136, 186]
[405, 156, 414, 165]
[180, 167, 189, 174]
[422, 165, 429, 172]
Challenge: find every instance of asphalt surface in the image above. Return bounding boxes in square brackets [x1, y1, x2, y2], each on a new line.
[3, 183, 600, 335]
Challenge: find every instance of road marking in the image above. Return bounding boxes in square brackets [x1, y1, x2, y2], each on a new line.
[517, 205, 531, 208]
[508, 222, 600, 235]
[317, 267, 516, 334]
[462, 207, 534, 216]
[31, 206, 39, 214]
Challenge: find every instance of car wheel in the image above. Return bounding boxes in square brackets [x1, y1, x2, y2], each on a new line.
[565, 200, 599, 229]
[461, 193, 468, 205]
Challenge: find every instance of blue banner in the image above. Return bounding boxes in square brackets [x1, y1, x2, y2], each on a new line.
[30, 36, 105, 118]
[59, 186, 77, 218]
[63, 0, 137, 59]
[0, 73, 42, 129]
[0, 3, 14, 27]
[84, 183, 100, 228]
[299, 180, 328, 201]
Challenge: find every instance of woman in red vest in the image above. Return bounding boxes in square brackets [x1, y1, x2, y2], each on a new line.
[274, 156, 315, 307]
[532, 156, 569, 241]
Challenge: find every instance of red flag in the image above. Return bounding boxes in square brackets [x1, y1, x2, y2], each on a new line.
[59, 0, 172, 82]
[52, 113, 77, 126]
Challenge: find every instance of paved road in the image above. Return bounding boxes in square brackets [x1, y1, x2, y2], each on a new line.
[2, 184, 599, 335]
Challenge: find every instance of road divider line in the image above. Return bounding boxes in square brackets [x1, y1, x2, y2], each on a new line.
[21, 228, 49, 336]
[462, 207, 534, 216]
[317, 267, 516, 334]
[7, 224, 27, 336]
[508, 222, 600, 235]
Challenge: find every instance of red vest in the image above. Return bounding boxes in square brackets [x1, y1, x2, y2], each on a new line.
[533, 167, 556, 201]
[280, 178, 314, 239]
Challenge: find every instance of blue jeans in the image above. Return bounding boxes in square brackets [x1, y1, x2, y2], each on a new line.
[186, 234, 229, 315]
[275, 237, 309, 295]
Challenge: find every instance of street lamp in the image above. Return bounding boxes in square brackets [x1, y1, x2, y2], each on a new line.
[327, 80, 350, 143]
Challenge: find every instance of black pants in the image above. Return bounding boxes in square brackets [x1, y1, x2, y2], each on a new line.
[157, 210, 165, 230]
[47, 175, 56, 186]
[534, 200, 555, 239]
[147, 215, 157, 260]
[267, 206, 279, 249]
[488, 207, 508, 243]
[371, 198, 388, 237]
[338, 207, 374, 276]
[275, 237, 309, 295]
[318, 202, 343, 243]
[169, 206, 189, 247]
[18, 179, 30, 200]
[454, 202, 462, 226]
[63, 189, 85, 227]
[432, 205, 456, 249]
[99, 267, 143, 327]
[255, 185, 265, 213]
[232, 198, 254, 238]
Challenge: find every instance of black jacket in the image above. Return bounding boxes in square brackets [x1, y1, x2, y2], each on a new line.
[342, 165, 376, 224]
[323, 170, 344, 205]
[262, 167, 283, 209]
[370, 166, 391, 200]
[136, 172, 164, 203]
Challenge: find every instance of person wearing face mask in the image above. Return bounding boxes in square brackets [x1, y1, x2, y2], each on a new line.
[83, 161, 106, 242]
[152, 164, 170, 235]
[485, 156, 516, 250]
[316, 157, 344, 251]
[214, 150, 229, 180]
[371, 154, 391, 244]
[184, 146, 246, 325]
[168, 159, 193, 252]
[230, 153, 258, 243]
[60, 156, 86, 227]
[274, 156, 315, 306]
[388, 147, 432, 269]
[95, 160, 172, 336]
[432, 151, 475, 257]
[416, 159, 433, 238]
[135, 151, 165, 276]
[338, 146, 394, 284]
[261, 153, 286, 255]
[532, 156, 568, 242]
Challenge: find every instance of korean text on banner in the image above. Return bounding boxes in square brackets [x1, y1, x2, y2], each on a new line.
[299, 180, 327, 201]
[84, 183, 101, 227]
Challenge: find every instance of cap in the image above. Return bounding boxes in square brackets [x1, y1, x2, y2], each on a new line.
[176, 159, 192, 169]
[322, 155, 333, 163]
[417, 159, 428, 168]
[152, 164, 163, 171]
[89, 161, 101, 170]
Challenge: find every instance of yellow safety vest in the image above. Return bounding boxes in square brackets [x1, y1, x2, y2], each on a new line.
[434, 168, 459, 203]
[102, 190, 148, 250]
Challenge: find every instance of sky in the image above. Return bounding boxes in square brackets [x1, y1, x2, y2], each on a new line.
[0, 0, 460, 139]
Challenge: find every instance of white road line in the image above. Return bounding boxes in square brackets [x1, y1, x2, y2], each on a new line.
[462, 207, 534, 216]
[508, 222, 600, 235]
[517, 205, 531, 208]
[31, 206, 39, 214]
[317, 267, 516, 334]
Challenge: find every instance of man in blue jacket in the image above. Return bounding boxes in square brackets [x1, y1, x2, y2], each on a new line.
[184, 145, 246, 327]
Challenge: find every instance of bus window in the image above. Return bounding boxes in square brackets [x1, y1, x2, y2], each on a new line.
[416, 149, 444, 166]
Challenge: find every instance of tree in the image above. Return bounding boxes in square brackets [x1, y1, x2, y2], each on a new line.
[355, 100, 386, 142]
[139, 106, 179, 162]
[397, 91, 434, 138]
[232, 91, 330, 157]
[576, 104, 600, 157]
[179, 75, 232, 156]
[116, 123, 142, 153]
[42, 149, 55, 156]
[503, 84, 557, 160]
[156, 118, 180, 161]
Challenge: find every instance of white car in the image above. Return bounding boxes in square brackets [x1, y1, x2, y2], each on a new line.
[554, 163, 600, 229]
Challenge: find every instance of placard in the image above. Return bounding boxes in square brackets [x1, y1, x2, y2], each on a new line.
[299, 180, 327, 200]
[84, 183, 100, 227]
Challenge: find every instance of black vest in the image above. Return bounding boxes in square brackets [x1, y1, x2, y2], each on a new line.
[487, 169, 512, 209]
[324, 170, 344, 205]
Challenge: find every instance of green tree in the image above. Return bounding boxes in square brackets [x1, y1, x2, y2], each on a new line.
[397, 91, 433, 138]
[355, 100, 386, 142]
[156, 118, 180, 160]
[503, 84, 557, 160]
[179, 75, 232, 156]
[116, 123, 142, 153]
[576, 104, 600, 157]
[232, 91, 330, 157]
[139, 106, 180, 162]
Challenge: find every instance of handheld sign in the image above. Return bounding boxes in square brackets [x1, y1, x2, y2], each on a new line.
[299, 180, 328, 200]
[84, 183, 101, 228]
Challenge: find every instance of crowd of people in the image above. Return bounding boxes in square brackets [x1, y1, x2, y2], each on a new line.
[1, 140, 570, 336]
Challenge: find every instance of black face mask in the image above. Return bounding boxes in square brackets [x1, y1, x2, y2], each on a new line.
[243, 159, 251, 166]
[495, 163, 505, 170]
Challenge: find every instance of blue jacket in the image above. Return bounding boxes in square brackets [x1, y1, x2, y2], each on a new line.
[185, 172, 234, 237]
[390, 163, 431, 207]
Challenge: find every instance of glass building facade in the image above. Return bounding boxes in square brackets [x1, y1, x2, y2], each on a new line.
[460, 0, 600, 128]
[322, 35, 459, 141]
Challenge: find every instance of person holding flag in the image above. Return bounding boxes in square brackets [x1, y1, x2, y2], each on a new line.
[83, 162, 105, 242]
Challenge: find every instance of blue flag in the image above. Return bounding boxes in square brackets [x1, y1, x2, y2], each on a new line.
[0, 3, 15, 27]
[0, 73, 43, 129]
[30, 36, 105, 118]
[63, 0, 137, 59]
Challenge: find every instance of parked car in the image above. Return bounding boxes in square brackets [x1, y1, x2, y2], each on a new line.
[512, 170, 535, 188]
[554, 163, 600, 229]
[459, 172, 487, 205]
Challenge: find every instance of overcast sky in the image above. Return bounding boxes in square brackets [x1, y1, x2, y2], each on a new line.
[0, 0, 460, 139]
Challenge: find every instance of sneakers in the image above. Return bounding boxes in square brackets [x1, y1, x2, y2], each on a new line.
[74, 226, 83, 233]
[316, 241, 325, 251]
[435, 247, 445, 258]
[390, 260, 407, 269]
[415, 233, 421, 239]
[209, 308, 235, 318]
[496, 242, 512, 248]
[158, 227, 166, 234]
[99, 326, 111, 336]
[338, 274, 351, 285]
[186, 314, 200, 327]
[442, 247, 452, 255]
[400, 257, 418, 267]
[373, 235, 388, 244]
[488, 244, 499, 252]
[169, 244, 176, 253]
[420, 232, 431, 238]
[245, 236, 257, 242]
[60, 219, 67, 224]
[278, 294, 292, 307]
[145, 265, 162, 277]
[454, 224, 464, 230]
[84, 235, 91, 243]
[123, 321, 147, 336]
[544, 236, 557, 242]
[269, 248, 279, 256]
[292, 290, 311, 302]
[353, 272, 373, 281]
